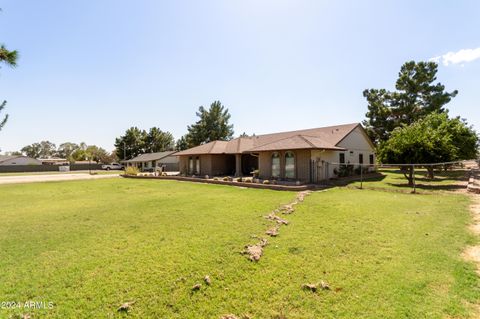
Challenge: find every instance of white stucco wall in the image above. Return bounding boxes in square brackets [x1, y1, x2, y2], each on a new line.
[310, 126, 376, 179]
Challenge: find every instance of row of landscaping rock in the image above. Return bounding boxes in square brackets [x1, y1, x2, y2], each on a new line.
[122, 174, 317, 191]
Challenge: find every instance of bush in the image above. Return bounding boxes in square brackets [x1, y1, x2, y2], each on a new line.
[244, 178, 252, 183]
[235, 177, 242, 182]
[337, 164, 354, 177]
[263, 180, 270, 184]
[213, 177, 219, 181]
[223, 176, 229, 181]
[125, 166, 139, 176]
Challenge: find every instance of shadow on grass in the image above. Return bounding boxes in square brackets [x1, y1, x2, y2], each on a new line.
[330, 169, 468, 193]
[385, 182, 467, 191]
[384, 169, 468, 183]
[328, 173, 386, 186]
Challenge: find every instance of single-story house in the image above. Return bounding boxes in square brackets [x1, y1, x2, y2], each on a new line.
[175, 123, 376, 183]
[38, 157, 69, 165]
[0, 155, 42, 166]
[124, 151, 179, 172]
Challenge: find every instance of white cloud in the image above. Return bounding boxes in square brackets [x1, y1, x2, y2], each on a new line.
[430, 47, 480, 66]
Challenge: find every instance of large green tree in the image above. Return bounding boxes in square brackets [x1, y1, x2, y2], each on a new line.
[21, 141, 56, 158]
[57, 142, 80, 161]
[145, 127, 175, 153]
[175, 135, 189, 151]
[115, 127, 177, 160]
[378, 113, 478, 185]
[186, 101, 234, 147]
[71, 145, 111, 163]
[0, 44, 18, 132]
[114, 127, 147, 160]
[363, 61, 458, 144]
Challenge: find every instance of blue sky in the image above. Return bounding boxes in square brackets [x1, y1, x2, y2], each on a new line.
[1, 0, 479, 153]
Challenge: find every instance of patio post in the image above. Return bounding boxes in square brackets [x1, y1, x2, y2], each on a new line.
[235, 154, 242, 177]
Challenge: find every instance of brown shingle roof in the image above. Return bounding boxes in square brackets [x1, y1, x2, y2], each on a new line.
[175, 123, 360, 156]
[249, 135, 346, 152]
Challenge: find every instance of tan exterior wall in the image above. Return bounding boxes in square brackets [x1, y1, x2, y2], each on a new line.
[199, 155, 211, 175]
[179, 156, 189, 174]
[258, 152, 271, 178]
[258, 149, 311, 182]
[179, 154, 235, 176]
[296, 149, 311, 182]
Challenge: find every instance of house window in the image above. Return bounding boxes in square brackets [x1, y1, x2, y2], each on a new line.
[369, 154, 374, 165]
[195, 156, 200, 174]
[339, 153, 345, 164]
[359, 154, 363, 164]
[271, 152, 280, 178]
[188, 157, 194, 174]
[285, 151, 295, 179]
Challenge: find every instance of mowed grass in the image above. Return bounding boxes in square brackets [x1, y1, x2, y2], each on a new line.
[0, 179, 478, 318]
[0, 170, 120, 176]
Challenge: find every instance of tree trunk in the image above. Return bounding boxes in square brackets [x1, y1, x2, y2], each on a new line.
[426, 166, 434, 179]
[402, 166, 414, 186]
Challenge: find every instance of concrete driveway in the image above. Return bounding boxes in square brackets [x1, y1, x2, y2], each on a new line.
[0, 173, 119, 185]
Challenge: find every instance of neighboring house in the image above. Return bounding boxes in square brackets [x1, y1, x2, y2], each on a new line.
[38, 157, 69, 165]
[175, 123, 376, 182]
[124, 151, 179, 172]
[0, 155, 42, 166]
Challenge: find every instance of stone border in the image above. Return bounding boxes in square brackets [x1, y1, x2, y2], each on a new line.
[121, 174, 323, 191]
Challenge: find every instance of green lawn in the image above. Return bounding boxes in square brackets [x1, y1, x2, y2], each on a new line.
[0, 179, 478, 318]
[0, 170, 120, 176]
[346, 168, 469, 193]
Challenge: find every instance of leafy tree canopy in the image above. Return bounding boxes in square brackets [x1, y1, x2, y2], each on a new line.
[186, 101, 234, 147]
[115, 127, 175, 160]
[21, 141, 56, 158]
[145, 127, 175, 153]
[363, 61, 458, 144]
[0, 44, 18, 133]
[378, 113, 478, 184]
[175, 135, 189, 151]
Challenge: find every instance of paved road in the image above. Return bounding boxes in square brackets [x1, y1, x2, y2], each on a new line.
[0, 173, 119, 185]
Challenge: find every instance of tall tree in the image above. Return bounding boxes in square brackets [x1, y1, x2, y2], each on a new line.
[186, 101, 234, 147]
[145, 127, 175, 152]
[175, 135, 189, 151]
[69, 144, 111, 163]
[21, 143, 42, 158]
[114, 127, 147, 160]
[21, 141, 56, 158]
[0, 44, 18, 132]
[57, 142, 79, 161]
[363, 61, 458, 144]
[378, 113, 478, 184]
